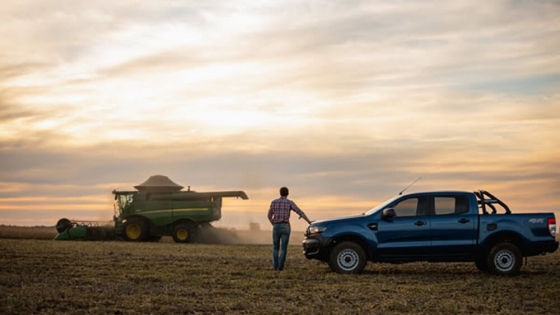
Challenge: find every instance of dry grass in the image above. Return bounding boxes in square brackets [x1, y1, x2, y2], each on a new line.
[1, 238, 559, 314]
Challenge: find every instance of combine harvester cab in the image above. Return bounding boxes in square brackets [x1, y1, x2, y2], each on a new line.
[54, 175, 248, 243]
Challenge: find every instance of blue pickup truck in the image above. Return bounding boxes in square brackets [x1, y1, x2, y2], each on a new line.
[303, 190, 558, 275]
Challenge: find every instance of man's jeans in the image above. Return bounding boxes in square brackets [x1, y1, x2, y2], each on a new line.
[272, 223, 291, 270]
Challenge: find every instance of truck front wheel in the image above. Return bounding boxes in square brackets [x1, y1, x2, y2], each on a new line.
[487, 242, 522, 276]
[173, 223, 194, 243]
[328, 241, 367, 274]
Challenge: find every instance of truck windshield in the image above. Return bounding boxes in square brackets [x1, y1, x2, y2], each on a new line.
[364, 195, 400, 215]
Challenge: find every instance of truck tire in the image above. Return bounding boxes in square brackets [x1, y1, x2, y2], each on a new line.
[328, 241, 367, 274]
[173, 223, 194, 243]
[123, 218, 149, 242]
[486, 242, 522, 276]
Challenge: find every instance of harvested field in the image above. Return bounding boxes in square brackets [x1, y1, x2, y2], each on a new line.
[0, 225, 58, 240]
[0, 225, 279, 244]
[1, 238, 559, 314]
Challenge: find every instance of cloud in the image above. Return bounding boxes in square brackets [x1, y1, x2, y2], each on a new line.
[0, 0, 559, 226]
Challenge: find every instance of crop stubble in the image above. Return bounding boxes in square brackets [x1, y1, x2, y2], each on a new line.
[1, 239, 559, 314]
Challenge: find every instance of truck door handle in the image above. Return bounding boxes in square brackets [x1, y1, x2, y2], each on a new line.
[414, 221, 426, 226]
[458, 218, 470, 224]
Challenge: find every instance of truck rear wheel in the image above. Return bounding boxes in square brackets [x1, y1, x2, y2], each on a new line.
[123, 218, 149, 242]
[328, 241, 367, 274]
[173, 223, 194, 243]
[487, 242, 522, 276]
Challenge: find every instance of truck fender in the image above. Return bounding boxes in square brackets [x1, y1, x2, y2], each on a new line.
[324, 225, 378, 260]
[478, 230, 524, 257]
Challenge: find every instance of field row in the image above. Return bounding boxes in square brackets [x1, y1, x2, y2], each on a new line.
[1, 239, 560, 314]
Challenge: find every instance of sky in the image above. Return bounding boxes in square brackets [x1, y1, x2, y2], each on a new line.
[1, 0, 559, 232]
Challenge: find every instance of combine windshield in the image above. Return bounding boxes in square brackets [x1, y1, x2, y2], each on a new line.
[116, 194, 134, 211]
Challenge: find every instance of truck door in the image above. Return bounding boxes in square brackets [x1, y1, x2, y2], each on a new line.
[429, 194, 477, 258]
[375, 195, 431, 260]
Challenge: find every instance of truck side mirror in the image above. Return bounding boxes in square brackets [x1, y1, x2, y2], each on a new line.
[382, 208, 396, 220]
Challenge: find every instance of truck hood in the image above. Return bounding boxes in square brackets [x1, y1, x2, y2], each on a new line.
[311, 214, 365, 226]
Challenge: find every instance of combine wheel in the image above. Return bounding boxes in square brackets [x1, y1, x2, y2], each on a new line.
[486, 242, 522, 276]
[123, 218, 149, 242]
[328, 241, 367, 274]
[56, 218, 72, 233]
[173, 223, 194, 243]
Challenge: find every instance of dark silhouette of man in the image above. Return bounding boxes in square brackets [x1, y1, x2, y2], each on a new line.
[267, 187, 312, 270]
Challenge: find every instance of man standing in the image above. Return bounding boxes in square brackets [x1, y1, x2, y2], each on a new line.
[267, 186, 312, 270]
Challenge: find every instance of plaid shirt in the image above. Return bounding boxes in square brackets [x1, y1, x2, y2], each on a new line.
[267, 196, 305, 224]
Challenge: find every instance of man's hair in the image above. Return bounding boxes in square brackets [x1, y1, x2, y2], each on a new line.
[280, 187, 289, 197]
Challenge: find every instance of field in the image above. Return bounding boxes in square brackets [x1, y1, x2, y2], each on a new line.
[1, 228, 560, 314]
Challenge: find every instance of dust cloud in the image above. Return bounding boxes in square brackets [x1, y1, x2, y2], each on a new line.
[195, 225, 306, 245]
[196, 225, 271, 244]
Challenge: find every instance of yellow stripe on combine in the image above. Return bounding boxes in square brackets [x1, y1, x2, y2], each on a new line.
[174, 208, 209, 212]
[139, 208, 209, 214]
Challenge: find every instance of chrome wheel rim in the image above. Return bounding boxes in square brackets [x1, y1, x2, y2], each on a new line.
[494, 250, 515, 272]
[337, 249, 359, 271]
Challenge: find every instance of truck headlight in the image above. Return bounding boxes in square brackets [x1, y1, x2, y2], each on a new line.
[308, 226, 327, 235]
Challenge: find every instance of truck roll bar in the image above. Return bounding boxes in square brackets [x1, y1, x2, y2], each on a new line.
[474, 190, 511, 215]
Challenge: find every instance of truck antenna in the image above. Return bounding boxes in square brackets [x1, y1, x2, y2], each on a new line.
[399, 177, 422, 195]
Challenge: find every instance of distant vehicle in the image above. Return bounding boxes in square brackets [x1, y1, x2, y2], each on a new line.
[55, 175, 248, 242]
[303, 190, 558, 276]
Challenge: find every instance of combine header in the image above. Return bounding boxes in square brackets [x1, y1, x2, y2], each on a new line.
[55, 219, 115, 241]
[54, 175, 248, 242]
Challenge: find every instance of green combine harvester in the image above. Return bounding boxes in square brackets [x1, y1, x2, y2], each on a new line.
[54, 175, 248, 242]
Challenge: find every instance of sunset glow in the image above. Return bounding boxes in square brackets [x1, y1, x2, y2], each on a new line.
[1, 1, 559, 231]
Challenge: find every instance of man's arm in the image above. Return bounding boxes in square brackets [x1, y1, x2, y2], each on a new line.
[290, 201, 312, 224]
[300, 213, 312, 224]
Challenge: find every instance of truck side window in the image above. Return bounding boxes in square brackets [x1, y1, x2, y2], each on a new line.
[434, 196, 469, 215]
[393, 198, 417, 216]
[392, 197, 428, 217]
